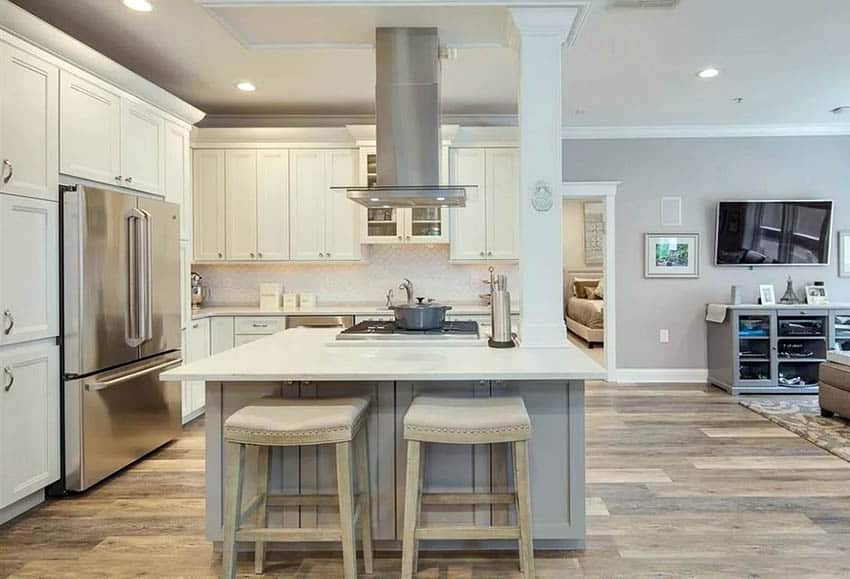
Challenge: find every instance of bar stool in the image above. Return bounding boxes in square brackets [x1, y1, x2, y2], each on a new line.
[221, 397, 374, 579]
[400, 395, 534, 579]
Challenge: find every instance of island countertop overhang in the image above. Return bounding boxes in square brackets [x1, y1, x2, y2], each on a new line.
[161, 327, 606, 382]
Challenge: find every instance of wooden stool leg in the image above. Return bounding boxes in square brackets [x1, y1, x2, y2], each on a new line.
[336, 441, 358, 579]
[401, 440, 423, 579]
[223, 442, 246, 579]
[512, 443, 526, 574]
[514, 441, 535, 579]
[254, 446, 270, 574]
[355, 427, 374, 574]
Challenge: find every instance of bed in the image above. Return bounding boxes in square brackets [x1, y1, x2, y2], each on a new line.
[565, 271, 604, 347]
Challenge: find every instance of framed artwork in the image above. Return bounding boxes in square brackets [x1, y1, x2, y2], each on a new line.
[805, 285, 830, 305]
[759, 284, 776, 305]
[839, 231, 850, 278]
[645, 233, 700, 278]
[584, 201, 604, 266]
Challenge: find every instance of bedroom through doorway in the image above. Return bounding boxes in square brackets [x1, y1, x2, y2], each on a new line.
[562, 181, 618, 379]
[564, 198, 606, 367]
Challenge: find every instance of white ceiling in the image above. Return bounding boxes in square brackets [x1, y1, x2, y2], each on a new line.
[10, 0, 850, 128]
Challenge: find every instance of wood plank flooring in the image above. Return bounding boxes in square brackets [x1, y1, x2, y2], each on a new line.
[3, 382, 850, 577]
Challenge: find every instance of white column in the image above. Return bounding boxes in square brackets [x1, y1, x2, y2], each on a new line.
[510, 6, 582, 347]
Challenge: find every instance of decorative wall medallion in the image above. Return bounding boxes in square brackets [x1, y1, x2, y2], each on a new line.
[531, 180, 553, 212]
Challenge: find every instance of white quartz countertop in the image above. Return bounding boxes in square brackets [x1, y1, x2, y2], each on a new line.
[191, 302, 517, 320]
[162, 327, 605, 382]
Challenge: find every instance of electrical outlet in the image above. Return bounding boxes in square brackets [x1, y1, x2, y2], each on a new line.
[659, 329, 670, 343]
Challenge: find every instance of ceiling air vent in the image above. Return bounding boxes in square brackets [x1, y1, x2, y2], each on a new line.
[609, 0, 681, 8]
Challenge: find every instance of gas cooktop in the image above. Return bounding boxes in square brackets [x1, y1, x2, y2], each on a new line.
[336, 320, 480, 341]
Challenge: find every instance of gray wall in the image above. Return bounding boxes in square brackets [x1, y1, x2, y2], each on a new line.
[563, 136, 850, 370]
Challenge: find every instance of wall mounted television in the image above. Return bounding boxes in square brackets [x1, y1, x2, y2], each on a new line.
[715, 200, 833, 266]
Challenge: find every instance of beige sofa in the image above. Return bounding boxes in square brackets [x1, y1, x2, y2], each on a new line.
[819, 362, 850, 418]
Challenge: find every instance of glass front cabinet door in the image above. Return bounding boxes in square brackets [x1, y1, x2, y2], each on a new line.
[359, 150, 449, 244]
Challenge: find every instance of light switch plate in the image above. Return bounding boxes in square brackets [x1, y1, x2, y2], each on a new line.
[659, 329, 670, 343]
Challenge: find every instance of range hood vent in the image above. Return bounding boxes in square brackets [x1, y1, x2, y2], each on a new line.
[336, 27, 473, 208]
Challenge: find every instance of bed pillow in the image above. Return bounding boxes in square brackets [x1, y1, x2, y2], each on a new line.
[574, 280, 599, 299]
[592, 278, 605, 299]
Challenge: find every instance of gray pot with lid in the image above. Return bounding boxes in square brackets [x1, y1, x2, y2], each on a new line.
[391, 297, 452, 330]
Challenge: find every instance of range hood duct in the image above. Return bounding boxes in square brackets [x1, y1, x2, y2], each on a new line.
[337, 27, 470, 208]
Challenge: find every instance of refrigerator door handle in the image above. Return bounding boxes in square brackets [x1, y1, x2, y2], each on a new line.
[124, 208, 146, 348]
[140, 208, 153, 342]
[84, 357, 183, 392]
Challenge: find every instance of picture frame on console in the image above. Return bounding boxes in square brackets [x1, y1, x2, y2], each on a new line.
[645, 233, 700, 278]
[839, 231, 850, 278]
[759, 284, 776, 305]
[805, 285, 830, 305]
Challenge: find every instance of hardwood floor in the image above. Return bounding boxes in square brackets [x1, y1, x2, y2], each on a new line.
[3, 382, 850, 577]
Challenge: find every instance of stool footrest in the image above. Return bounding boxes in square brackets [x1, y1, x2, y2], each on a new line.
[421, 492, 516, 506]
[415, 526, 520, 540]
[236, 527, 343, 542]
[267, 494, 364, 507]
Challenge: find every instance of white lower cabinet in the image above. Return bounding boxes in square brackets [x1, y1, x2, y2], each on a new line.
[183, 318, 210, 422]
[0, 194, 59, 346]
[0, 340, 59, 509]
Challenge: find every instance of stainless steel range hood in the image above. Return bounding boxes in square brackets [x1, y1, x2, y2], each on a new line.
[336, 28, 471, 208]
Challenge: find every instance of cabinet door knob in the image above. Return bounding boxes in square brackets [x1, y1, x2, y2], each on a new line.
[125, 176, 134, 183]
[218, 252, 223, 258]
[319, 252, 324, 258]
[397, 235, 402, 240]
[326, 252, 332, 258]
[2, 159, 12, 184]
[257, 252, 263, 258]
[115, 175, 123, 182]
[406, 235, 411, 240]
[250, 252, 255, 258]
[3, 309, 13, 335]
[3, 367, 13, 391]
[487, 251, 493, 256]
[480, 251, 485, 257]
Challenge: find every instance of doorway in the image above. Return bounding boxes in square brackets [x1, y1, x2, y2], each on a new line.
[562, 182, 618, 381]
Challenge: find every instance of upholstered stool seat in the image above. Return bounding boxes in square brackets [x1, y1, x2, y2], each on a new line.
[224, 396, 369, 445]
[221, 396, 373, 579]
[401, 395, 535, 579]
[404, 395, 531, 444]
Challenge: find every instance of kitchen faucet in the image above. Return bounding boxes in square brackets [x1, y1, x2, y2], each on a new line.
[399, 278, 414, 304]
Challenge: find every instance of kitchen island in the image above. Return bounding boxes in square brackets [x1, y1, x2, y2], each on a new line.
[162, 327, 604, 551]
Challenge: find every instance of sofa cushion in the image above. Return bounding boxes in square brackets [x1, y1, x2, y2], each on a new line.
[820, 362, 850, 393]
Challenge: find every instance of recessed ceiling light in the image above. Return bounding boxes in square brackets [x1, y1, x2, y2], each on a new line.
[436, 197, 446, 201]
[697, 67, 720, 79]
[236, 81, 256, 92]
[831, 106, 850, 115]
[369, 197, 380, 202]
[123, 0, 152, 12]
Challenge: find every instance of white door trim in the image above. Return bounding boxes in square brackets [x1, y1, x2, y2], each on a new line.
[562, 181, 619, 381]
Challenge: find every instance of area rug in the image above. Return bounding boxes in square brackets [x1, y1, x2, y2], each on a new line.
[739, 398, 850, 463]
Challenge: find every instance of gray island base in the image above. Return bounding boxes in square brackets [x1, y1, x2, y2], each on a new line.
[162, 328, 601, 553]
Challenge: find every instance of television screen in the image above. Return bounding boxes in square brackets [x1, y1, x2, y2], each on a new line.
[715, 201, 833, 265]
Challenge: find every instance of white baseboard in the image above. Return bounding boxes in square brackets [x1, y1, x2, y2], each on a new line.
[615, 368, 709, 384]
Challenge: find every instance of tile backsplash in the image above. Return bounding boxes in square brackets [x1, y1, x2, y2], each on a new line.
[194, 245, 519, 305]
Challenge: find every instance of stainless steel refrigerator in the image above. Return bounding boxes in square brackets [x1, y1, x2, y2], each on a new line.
[62, 184, 182, 491]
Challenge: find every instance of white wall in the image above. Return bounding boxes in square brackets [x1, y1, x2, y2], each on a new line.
[563, 136, 850, 370]
[195, 245, 518, 305]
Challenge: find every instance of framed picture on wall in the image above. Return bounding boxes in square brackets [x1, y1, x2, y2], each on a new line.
[644, 233, 700, 278]
[839, 231, 850, 278]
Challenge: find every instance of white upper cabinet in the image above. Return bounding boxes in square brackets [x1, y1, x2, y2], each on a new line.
[0, 341, 60, 509]
[164, 121, 191, 240]
[225, 150, 258, 260]
[449, 148, 487, 260]
[0, 195, 58, 346]
[0, 43, 58, 202]
[449, 147, 519, 261]
[256, 150, 289, 261]
[193, 150, 226, 261]
[120, 99, 164, 195]
[324, 149, 360, 261]
[59, 70, 121, 186]
[61, 70, 172, 196]
[290, 149, 360, 262]
[485, 148, 520, 260]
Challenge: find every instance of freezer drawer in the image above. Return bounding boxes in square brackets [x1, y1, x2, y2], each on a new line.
[64, 352, 182, 491]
